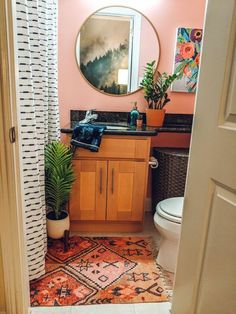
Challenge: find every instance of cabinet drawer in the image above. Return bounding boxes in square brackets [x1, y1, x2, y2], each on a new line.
[73, 136, 150, 160]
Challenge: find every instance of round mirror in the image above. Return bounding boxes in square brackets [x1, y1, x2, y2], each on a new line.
[75, 6, 160, 96]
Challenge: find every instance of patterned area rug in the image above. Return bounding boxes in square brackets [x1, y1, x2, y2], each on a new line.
[30, 236, 170, 306]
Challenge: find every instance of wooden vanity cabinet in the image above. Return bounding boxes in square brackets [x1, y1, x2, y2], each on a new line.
[69, 160, 107, 221]
[68, 135, 151, 232]
[106, 161, 146, 222]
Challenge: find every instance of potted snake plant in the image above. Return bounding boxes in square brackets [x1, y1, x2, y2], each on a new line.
[45, 141, 75, 239]
[140, 60, 179, 127]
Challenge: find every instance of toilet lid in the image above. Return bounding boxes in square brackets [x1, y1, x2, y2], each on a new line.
[157, 197, 183, 224]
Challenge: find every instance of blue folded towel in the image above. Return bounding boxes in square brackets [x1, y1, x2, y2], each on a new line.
[71, 124, 106, 152]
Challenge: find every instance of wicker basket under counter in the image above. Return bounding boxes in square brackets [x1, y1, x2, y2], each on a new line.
[151, 147, 189, 213]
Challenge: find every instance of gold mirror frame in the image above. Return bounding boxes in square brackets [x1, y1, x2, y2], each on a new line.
[75, 5, 161, 97]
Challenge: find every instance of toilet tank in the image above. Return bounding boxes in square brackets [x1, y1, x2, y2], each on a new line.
[152, 147, 189, 213]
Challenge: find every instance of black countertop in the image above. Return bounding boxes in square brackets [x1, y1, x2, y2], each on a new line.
[60, 111, 192, 136]
[61, 122, 159, 136]
[61, 121, 192, 136]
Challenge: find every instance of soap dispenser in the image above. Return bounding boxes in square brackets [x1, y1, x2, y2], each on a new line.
[130, 102, 139, 126]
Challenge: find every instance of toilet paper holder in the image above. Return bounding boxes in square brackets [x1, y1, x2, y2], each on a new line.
[149, 156, 159, 169]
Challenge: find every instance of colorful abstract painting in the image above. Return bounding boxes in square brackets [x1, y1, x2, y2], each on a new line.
[172, 27, 203, 93]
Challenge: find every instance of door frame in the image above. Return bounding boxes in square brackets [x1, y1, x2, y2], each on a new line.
[1, 0, 232, 313]
[171, 0, 236, 313]
[0, 0, 29, 313]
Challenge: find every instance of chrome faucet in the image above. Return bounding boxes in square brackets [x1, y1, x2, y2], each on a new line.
[79, 109, 98, 124]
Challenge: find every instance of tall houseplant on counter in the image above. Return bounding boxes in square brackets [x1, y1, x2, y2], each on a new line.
[45, 141, 75, 239]
[140, 60, 179, 127]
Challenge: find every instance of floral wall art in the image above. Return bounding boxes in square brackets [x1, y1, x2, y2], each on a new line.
[172, 27, 203, 93]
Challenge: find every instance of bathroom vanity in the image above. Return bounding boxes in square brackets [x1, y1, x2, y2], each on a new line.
[62, 126, 157, 232]
[61, 111, 192, 232]
[70, 135, 151, 232]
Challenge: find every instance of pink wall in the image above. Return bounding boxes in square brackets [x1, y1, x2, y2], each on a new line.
[59, 0, 205, 147]
[138, 16, 160, 78]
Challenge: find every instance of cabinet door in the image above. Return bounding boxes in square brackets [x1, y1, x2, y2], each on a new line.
[107, 161, 147, 221]
[69, 160, 107, 221]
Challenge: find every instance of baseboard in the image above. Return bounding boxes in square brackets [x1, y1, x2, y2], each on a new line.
[71, 221, 143, 233]
[145, 197, 152, 212]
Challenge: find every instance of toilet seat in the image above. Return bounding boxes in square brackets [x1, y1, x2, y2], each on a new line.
[157, 197, 183, 224]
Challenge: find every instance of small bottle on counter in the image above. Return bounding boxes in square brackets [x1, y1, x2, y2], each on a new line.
[136, 114, 143, 127]
[130, 101, 139, 126]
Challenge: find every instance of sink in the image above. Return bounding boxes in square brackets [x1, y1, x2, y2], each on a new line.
[92, 122, 130, 130]
[105, 125, 130, 130]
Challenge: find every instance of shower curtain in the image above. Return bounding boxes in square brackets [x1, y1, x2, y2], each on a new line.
[16, 0, 60, 280]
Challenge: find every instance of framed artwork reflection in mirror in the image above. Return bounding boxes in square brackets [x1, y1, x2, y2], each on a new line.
[75, 6, 160, 96]
[79, 13, 130, 95]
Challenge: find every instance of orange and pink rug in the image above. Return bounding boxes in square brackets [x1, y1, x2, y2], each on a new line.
[30, 236, 170, 306]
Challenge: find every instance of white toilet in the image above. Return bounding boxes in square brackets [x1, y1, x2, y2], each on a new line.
[154, 197, 184, 273]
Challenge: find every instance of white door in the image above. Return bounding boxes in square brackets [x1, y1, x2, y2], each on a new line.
[172, 1, 236, 314]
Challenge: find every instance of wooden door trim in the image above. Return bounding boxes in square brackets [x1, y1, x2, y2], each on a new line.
[0, 0, 29, 313]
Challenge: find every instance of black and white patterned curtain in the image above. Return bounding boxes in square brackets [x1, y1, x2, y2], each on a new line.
[16, 0, 60, 280]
